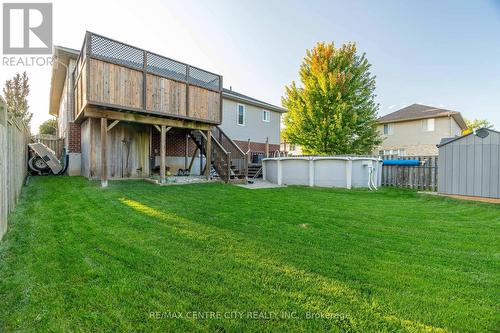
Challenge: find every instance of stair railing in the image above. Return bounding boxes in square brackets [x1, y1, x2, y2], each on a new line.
[211, 136, 231, 182]
[211, 126, 247, 179]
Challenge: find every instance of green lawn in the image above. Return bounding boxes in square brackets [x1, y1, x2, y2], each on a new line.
[0, 177, 498, 332]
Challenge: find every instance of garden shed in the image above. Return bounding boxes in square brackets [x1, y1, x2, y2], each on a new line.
[437, 128, 500, 199]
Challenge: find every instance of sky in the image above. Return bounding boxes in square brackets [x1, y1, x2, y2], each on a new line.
[1, 0, 499, 133]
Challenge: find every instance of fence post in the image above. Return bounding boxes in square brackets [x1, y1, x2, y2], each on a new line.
[0, 99, 7, 239]
[434, 156, 438, 192]
[0, 100, 30, 240]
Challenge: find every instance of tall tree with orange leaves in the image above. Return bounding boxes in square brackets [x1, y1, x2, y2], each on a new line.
[282, 42, 381, 155]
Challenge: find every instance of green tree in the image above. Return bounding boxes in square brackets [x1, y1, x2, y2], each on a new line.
[3, 71, 32, 124]
[39, 118, 58, 135]
[463, 118, 493, 134]
[282, 42, 381, 155]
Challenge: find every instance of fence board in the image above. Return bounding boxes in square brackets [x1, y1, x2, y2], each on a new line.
[0, 99, 30, 240]
[381, 155, 438, 191]
[32, 134, 64, 158]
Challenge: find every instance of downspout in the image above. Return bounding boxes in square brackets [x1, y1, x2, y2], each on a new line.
[449, 114, 452, 136]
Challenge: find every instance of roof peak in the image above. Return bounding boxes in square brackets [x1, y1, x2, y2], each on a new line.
[378, 103, 467, 129]
[400, 103, 457, 112]
[222, 88, 286, 113]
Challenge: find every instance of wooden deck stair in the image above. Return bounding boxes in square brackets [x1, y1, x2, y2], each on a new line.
[190, 127, 247, 183]
[247, 164, 263, 179]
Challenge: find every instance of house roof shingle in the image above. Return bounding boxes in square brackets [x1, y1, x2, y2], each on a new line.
[222, 88, 286, 113]
[378, 104, 467, 129]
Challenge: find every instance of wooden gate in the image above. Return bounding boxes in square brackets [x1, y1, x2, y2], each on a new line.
[381, 155, 438, 191]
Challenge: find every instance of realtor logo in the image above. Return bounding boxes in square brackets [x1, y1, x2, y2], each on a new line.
[3, 3, 52, 54]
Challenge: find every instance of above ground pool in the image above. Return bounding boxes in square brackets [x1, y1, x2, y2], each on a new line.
[262, 156, 382, 189]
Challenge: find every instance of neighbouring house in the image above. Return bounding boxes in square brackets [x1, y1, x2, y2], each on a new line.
[49, 32, 286, 183]
[376, 104, 467, 156]
[220, 88, 285, 163]
[280, 141, 303, 156]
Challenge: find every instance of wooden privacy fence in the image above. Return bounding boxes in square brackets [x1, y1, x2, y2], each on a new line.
[0, 100, 30, 240]
[32, 134, 64, 158]
[381, 155, 438, 191]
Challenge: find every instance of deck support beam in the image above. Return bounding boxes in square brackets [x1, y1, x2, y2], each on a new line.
[100, 117, 108, 187]
[160, 125, 166, 184]
[188, 147, 199, 172]
[83, 108, 211, 131]
[107, 120, 120, 132]
[206, 128, 212, 180]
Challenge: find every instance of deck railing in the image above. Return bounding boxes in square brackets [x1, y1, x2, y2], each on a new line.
[73, 32, 223, 124]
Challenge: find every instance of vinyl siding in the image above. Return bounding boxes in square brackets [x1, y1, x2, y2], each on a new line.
[376, 116, 463, 155]
[219, 98, 281, 145]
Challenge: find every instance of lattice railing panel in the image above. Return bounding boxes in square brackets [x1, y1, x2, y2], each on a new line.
[146, 52, 187, 81]
[189, 66, 220, 91]
[89, 34, 143, 70]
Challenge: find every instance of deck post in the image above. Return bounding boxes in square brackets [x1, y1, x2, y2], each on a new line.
[206, 128, 212, 180]
[199, 135, 203, 175]
[247, 139, 251, 164]
[265, 137, 269, 158]
[184, 133, 189, 170]
[100, 117, 108, 187]
[160, 125, 166, 184]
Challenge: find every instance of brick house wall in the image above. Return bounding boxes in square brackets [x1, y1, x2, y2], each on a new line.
[68, 122, 81, 153]
[234, 140, 280, 154]
[151, 129, 279, 157]
[150, 128, 198, 157]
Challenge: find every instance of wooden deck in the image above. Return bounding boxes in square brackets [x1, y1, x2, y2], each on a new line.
[70, 32, 246, 187]
[73, 32, 222, 126]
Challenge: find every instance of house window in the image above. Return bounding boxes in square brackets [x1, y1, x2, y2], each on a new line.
[262, 110, 270, 122]
[422, 118, 435, 131]
[383, 123, 394, 135]
[237, 104, 246, 126]
[380, 148, 405, 156]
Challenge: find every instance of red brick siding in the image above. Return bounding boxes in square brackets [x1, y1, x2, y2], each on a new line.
[151, 128, 197, 157]
[151, 129, 280, 157]
[68, 122, 81, 153]
[234, 140, 280, 154]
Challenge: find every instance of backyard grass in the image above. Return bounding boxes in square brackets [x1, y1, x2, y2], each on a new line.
[0, 177, 498, 332]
